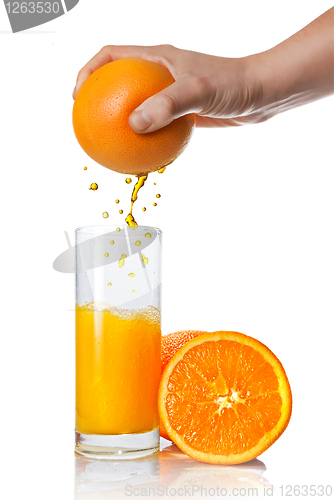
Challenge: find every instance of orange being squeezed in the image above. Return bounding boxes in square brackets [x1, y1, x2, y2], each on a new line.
[76, 303, 161, 435]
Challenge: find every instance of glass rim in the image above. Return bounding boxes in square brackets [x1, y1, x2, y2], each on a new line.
[75, 224, 162, 235]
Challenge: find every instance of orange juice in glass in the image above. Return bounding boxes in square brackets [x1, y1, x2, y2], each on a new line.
[75, 225, 162, 459]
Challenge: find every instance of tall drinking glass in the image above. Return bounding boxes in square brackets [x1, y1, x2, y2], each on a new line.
[75, 225, 162, 459]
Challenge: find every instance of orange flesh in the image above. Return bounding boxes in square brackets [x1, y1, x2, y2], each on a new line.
[76, 303, 161, 435]
[160, 333, 292, 462]
[161, 330, 207, 373]
[160, 330, 207, 440]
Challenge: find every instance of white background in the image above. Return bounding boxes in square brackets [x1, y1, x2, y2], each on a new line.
[0, 1, 333, 498]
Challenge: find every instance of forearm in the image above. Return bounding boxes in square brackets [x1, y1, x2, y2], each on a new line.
[249, 7, 334, 118]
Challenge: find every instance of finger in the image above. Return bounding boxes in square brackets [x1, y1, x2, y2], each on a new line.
[73, 47, 114, 99]
[129, 79, 205, 133]
[73, 45, 173, 99]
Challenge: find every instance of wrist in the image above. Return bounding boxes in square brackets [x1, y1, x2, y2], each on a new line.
[243, 52, 284, 118]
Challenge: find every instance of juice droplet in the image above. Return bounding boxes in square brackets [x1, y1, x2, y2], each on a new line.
[107, 282, 112, 286]
[83, 167, 87, 170]
[125, 213, 137, 228]
[156, 194, 161, 198]
[125, 178, 132, 184]
[89, 182, 98, 190]
[128, 273, 135, 277]
[153, 203, 157, 206]
[118, 253, 127, 267]
[145, 232, 152, 239]
[142, 207, 146, 212]
[119, 209, 123, 214]
[102, 212, 109, 218]
[104, 252, 109, 258]
[132, 289, 135, 292]
[126, 174, 148, 228]
[158, 166, 166, 173]
[135, 240, 141, 247]
[110, 240, 114, 245]
[115, 199, 120, 204]
[116, 227, 121, 232]
[142, 254, 149, 265]
[154, 182, 157, 185]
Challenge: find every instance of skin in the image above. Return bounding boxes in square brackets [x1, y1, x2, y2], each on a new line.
[73, 7, 334, 133]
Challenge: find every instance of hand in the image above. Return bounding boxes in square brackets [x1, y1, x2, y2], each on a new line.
[73, 8, 334, 133]
[73, 44, 265, 131]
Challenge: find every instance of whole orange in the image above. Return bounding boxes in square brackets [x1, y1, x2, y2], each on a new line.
[72, 58, 195, 175]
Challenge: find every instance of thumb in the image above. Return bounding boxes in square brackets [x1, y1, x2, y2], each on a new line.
[129, 80, 201, 133]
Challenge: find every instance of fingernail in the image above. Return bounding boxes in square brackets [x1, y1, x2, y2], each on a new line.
[72, 87, 76, 99]
[130, 110, 152, 131]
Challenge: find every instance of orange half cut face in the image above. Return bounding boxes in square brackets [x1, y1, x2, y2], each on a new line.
[158, 331, 292, 464]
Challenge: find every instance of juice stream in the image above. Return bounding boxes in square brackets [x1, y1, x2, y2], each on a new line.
[125, 166, 166, 227]
[125, 175, 147, 227]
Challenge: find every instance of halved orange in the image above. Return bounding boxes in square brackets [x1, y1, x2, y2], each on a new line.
[160, 330, 207, 440]
[158, 331, 292, 464]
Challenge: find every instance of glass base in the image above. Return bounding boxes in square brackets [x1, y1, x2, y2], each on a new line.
[75, 428, 160, 460]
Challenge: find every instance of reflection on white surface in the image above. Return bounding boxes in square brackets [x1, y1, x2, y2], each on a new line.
[75, 440, 274, 498]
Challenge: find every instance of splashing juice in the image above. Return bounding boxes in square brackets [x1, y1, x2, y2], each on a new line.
[76, 303, 161, 435]
[125, 166, 166, 227]
[126, 175, 147, 227]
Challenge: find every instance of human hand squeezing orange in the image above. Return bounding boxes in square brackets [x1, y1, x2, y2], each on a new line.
[73, 8, 333, 133]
